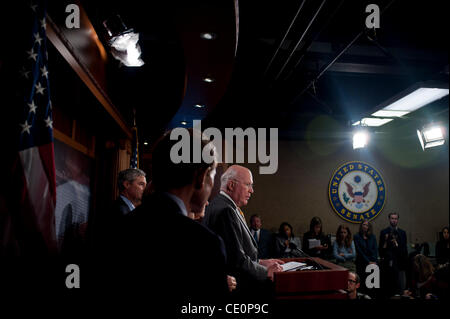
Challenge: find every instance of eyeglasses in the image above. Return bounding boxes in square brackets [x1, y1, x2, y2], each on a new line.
[348, 279, 357, 284]
[233, 179, 254, 189]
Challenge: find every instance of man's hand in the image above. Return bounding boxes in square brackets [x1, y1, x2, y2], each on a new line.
[266, 263, 283, 281]
[259, 259, 285, 267]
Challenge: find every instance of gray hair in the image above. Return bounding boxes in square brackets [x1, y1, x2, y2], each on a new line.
[118, 168, 146, 192]
[220, 167, 238, 189]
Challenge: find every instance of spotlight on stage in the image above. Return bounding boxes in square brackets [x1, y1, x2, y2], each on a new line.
[103, 15, 144, 67]
[353, 130, 369, 149]
[417, 124, 445, 150]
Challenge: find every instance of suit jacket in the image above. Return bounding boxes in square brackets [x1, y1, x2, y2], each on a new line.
[112, 196, 132, 216]
[255, 228, 273, 259]
[90, 196, 132, 253]
[203, 193, 267, 288]
[95, 192, 229, 303]
[379, 226, 408, 270]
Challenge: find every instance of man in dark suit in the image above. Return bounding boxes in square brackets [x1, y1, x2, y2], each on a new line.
[94, 168, 147, 250]
[114, 129, 229, 306]
[379, 212, 408, 298]
[250, 214, 273, 259]
[203, 165, 283, 299]
[113, 168, 147, 216]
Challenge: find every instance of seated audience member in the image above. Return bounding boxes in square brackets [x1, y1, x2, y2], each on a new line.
[302, 216, 331, 258]
[403, 254, 448, 300]
[274, 222, 303, 258]
[344, 272, 371, 300]
[333, 225, 356, 272]
[354, 219, 378, 288]
[436, 226, 450, 266]
[115, 129, 229, 303]
[249, 214, 274, 259]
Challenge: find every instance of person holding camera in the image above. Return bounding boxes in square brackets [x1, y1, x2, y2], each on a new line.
[379, 212, 408, 298]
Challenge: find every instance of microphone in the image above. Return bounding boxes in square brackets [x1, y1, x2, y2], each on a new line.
[292, 247, 324, 270]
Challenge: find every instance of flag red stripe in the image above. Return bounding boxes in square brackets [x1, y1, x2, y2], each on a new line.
[19, 145, 57, 253]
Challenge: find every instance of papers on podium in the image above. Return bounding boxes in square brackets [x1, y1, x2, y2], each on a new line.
[281, 261, 307, 272]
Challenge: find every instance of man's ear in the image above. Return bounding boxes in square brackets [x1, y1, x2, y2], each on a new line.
[123, 180, 131, 191]
[226, 179, 234, 192]
[356, 283, 360, 289]
[194, 167, 208, 190]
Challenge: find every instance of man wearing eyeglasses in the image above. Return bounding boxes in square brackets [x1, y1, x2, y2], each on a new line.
[204, 165, 284, 299]
[345, 272, 371, 299]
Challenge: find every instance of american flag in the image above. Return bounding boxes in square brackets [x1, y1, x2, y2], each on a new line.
[13, 0, 57, 254]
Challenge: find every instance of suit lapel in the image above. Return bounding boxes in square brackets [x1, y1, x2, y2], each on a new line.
[238, 213, 258, 247]
[218, 193, 257, 247]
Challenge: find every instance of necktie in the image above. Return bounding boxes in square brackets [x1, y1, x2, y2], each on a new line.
[238, 208, 247, 225]
[253, 230, 258, 243]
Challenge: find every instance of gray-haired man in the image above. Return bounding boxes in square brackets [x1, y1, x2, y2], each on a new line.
[115, 168, 147, 215]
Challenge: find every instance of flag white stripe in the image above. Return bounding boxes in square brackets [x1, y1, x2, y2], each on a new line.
[19, 146, 56, 244]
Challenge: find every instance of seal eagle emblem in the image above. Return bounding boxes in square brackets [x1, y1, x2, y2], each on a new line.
[329, 161, 386, 223]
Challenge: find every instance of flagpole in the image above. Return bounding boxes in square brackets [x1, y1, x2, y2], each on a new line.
[131, 108, 139, 169]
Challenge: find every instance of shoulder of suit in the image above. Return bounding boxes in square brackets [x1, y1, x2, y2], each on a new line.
[208, 194, 237, 215]
[212, 193, 235, 207]
[112, 196, 127, 208]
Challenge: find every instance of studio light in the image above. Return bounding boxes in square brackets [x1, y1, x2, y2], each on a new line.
[371, 110, 410, 117]
[353, 130, 369, 149]
[103, 15, 144, 67]
[417, 125, 445, 150]
[352, 118, 393, 127]
[370, 82, 448, 119]
[383, 87, 448, 113]
[200, 32, 217, 40]
[202, 77, 215, 83]
[353, 81, 448, 127]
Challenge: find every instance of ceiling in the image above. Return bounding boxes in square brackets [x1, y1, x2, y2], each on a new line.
[77, 0, 448, 144]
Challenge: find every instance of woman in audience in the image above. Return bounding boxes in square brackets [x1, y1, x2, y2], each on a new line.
[354, 219, 378, 284]
[436, 226, 450, 266]
[333, 225, 356, 272]
[302, 216, 331, 258]
[274, 222, 303, 258]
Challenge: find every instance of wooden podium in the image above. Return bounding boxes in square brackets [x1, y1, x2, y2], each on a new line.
[274, 258, 349, 299]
